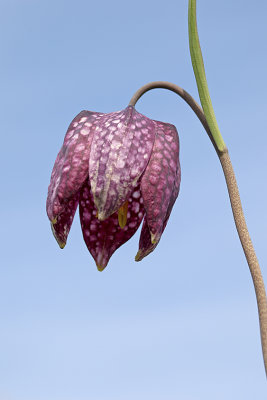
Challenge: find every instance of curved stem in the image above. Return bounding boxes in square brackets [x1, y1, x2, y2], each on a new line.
[129, 81, 267, 376]
[219, 152, 267, 376]
[129, 81, 217, 152]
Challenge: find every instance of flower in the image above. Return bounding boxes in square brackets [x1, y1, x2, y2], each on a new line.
[46, 106, 181, 270]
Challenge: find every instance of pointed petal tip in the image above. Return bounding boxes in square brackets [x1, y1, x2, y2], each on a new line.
[95, 251, 108, 271]
[97, 209, 115, 222]
[135, 251, 142, 262]
[97, 211, 107, 221]
[50, 222, 66, 249]
[96, 264, 106, 272]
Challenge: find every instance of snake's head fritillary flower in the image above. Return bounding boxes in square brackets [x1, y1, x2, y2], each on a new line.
[46, 106, 181, 270]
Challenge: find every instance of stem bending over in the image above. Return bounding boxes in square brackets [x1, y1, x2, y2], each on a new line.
[129, 81, 267, 376]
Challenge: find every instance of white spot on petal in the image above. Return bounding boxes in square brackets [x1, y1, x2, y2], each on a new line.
[117, 158, 125, 168]
[75, 143, 85, 152]
[132, 191, 140, 199]
[79, 117, 87, 123]
[80, 128, 89, 136]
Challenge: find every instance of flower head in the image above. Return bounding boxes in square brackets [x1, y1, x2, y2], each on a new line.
[46, 106, 181, 270]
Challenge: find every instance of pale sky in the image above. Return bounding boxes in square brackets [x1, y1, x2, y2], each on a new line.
[0, 0, 267, 399]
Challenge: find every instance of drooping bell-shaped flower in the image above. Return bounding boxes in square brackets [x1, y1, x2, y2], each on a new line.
[46, 106, 181, 270]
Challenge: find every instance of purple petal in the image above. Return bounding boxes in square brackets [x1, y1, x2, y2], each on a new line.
[89, 106, 156, 220]
[136, 165, 181, 262]
[140, 121, 180, 243]
[46, 110, 104, 221]
[50, 193, 79, 248]
[79, 180, 145, 270]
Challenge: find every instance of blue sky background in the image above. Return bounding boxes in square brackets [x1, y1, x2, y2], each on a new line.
[0, 0, 267, 398]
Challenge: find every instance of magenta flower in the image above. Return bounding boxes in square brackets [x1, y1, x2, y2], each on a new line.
[46, 106, 181, 270]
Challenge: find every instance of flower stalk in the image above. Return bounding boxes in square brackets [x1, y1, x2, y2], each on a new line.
[129, 80, 267, 376]
[188, 0, 267, 375]
[188, 0, 226, 152]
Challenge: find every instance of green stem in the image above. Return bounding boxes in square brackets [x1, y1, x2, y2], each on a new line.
[129, 81, 267, 376]
[188, 0, 226, 152]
